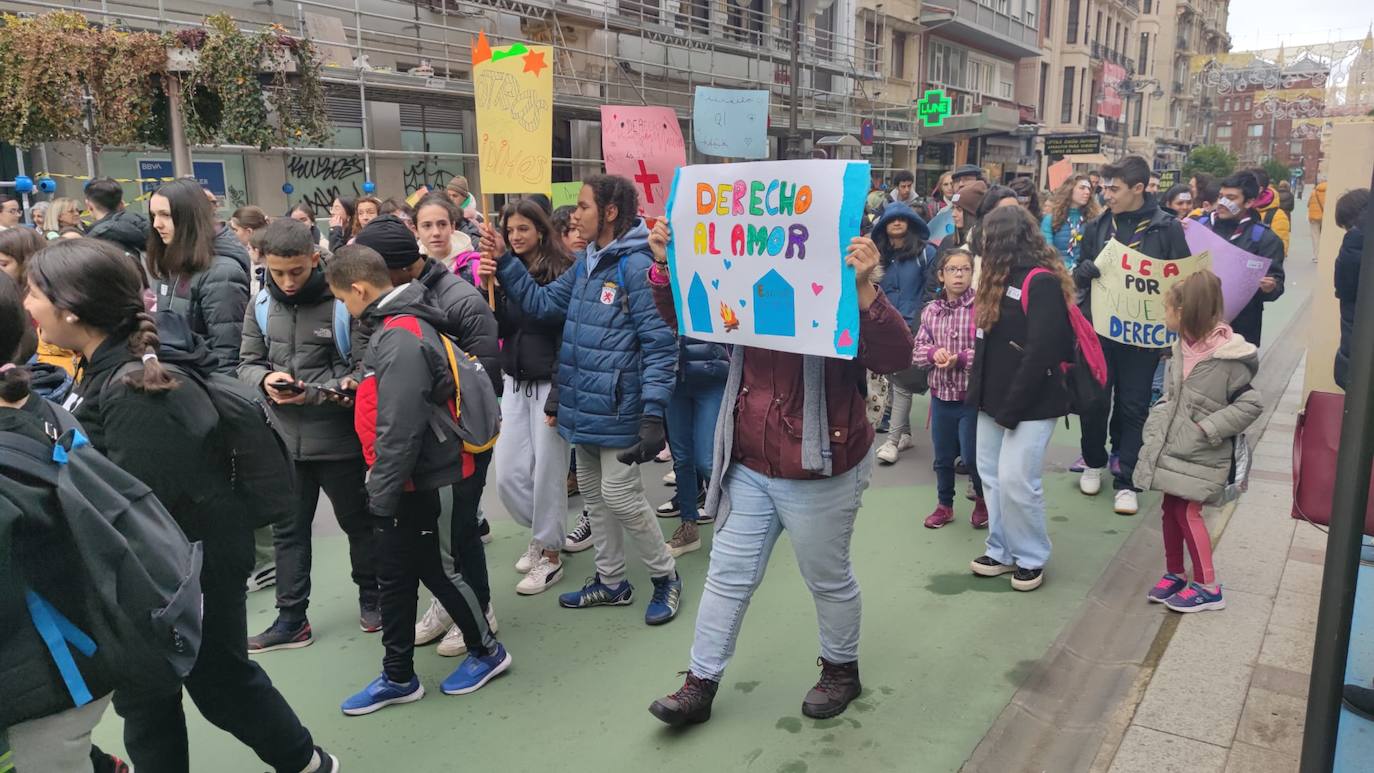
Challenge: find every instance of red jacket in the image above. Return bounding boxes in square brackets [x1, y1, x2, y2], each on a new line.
[649, 266, 914, 479]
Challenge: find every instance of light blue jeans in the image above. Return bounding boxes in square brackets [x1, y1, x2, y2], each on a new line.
[688, 452, 874, 681]
[976, 414, 1056, 570]
[665, 380, 726, 522]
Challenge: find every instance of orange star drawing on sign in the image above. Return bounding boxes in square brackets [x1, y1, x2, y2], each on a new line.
[471, 31, 492, 66]
[522, 49, 547, 77]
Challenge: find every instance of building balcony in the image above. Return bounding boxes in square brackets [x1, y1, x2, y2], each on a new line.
[919, 0, 1041, 60]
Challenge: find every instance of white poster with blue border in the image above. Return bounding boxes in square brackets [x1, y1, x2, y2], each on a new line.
[665, 159, 868, 359]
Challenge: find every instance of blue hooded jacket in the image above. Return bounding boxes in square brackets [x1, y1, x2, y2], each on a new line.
[496, 219, 677, 448]
[872, 201, 933, 327]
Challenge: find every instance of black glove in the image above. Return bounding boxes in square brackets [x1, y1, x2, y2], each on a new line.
[1072, 257, 1101, 287]
[616, 416, 666, 465]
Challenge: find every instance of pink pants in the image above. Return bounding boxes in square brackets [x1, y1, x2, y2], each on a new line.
[1162, 494, 1216, 585]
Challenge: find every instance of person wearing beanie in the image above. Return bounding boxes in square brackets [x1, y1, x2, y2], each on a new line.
[444, 177, 484, 243]
[353, 213, 503, 660]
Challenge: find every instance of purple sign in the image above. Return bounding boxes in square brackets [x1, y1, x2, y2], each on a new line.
[1182, 219, 1273, 322]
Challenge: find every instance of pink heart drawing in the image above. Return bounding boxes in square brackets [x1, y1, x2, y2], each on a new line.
[811, 282, 824, 296]
[837, 329, 853, 348]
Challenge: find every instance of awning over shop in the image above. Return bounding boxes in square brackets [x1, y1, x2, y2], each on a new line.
[920, 104, 1020, 139]
[1064, 153, 1110, 165]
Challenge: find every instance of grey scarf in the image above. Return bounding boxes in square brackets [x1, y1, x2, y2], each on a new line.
[704, 348, 832, 527]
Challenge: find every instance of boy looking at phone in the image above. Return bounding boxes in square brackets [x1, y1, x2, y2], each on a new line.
[238, 217, 381, 652]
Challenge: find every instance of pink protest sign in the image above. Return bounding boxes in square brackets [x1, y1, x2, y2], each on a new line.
[600, 105, 687, 218]
[1181, 218, 1274, 322]
[1047, 159, 1073, 192]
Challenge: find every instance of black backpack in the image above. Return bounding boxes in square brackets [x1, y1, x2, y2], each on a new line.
[104, 360, 298, 530]
[0, 428, 203, 704]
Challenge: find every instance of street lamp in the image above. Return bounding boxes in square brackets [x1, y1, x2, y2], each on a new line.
[1117, 78, 1164, 158]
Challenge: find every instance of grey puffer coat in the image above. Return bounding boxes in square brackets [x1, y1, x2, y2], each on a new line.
[1134, 333, 1264, 503]
[237, 272, 360, 461]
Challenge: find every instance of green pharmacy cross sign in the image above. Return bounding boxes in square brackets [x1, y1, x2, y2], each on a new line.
[916, 89, 952, 128]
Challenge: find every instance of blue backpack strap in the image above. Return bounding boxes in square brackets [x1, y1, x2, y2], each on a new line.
[26, 590, 98, 707]
[333, 300, 351, 359]
[253, 288, 269, 335]
[1250, 223, 1266, 245]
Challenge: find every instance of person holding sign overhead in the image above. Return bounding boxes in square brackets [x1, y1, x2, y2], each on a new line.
[1201, 171, 1286, 347]
[643, 214, 914, 726]
[478, 175, 685, 627]
[1073, 156, 1190, 516]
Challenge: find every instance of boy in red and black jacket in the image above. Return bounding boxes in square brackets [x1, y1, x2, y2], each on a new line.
[325, 245, 511, 716]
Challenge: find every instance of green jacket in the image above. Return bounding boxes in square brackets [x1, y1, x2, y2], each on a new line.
[1134, 334, 1263, 503]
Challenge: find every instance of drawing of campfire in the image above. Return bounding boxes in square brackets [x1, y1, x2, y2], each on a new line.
[719, 302, 740, 332]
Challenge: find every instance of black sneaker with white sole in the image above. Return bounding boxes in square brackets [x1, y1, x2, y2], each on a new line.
[478, 518, 493, 544]
[656, 498, 682, 517]
[308, 746, 339, 772]
[1011, 567, 1044, 592]
[563, 510, 593, 553]
[248, 618, 313, 653]
[970, 555, 1016, 577]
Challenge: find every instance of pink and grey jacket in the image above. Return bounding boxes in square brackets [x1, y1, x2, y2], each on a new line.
[914, 287, 976, 402]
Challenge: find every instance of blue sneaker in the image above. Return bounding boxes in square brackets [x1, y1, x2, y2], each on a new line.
[558, 574, 633, 609]
[645, 572, 683, 625]
[1147, 573, 1188, 603]
[341, 673, 424, 716]
[441, 643, 512, 695]
[1164, 582, 1226, 613]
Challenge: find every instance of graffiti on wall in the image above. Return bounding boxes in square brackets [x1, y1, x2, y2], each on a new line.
[287, 155, 367, 211]
[403, 159, 460, 196]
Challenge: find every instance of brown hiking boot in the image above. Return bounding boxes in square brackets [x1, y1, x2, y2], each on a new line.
[666, 520, 701, 558]
[649, 672, 719, 726]
[802, 657, 861, 719]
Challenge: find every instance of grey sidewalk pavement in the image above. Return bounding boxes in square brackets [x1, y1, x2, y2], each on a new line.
[1105, 358, 1319, 773]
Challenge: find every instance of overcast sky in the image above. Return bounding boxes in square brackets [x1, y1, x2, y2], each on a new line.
[1227, 0, 1370, 51]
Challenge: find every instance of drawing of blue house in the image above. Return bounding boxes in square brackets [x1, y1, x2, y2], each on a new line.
[687, 272, 713, 334]
[753, 269, 795, 337]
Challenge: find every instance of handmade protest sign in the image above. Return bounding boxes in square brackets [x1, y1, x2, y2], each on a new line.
[552, 182, 581, 209]
[665, 159, 869, 359]
[692, 87, 769, 159]
[601, 106, 686, 218]
[1181, 219, 1273, 322]
[1047, 159, 1073, 192]
[927, 206, 955, 242]
[472, 32, 553, 194]
[1090, 239, 1210, 348]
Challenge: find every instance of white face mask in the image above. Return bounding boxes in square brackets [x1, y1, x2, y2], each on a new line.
[1217, 197, 1243, 216]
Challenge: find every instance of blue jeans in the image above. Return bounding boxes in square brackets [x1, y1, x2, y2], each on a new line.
[688, 452, 874, 681]
[931, 396, 982, 506]
[665, 380, 726, 523]
[976, 414, 1055, 570]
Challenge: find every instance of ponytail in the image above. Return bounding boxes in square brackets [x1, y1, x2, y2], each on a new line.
[122, 311, 177, 394]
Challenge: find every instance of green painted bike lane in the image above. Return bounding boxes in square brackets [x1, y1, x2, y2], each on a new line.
[92, 414, 1145, 773]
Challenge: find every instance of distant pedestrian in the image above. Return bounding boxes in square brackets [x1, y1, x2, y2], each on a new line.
[1134, 270, 1262, 613]
[1308, 177, 1328, 262]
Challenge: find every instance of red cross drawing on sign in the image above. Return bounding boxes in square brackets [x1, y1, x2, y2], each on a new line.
[633, 159, 660, 204]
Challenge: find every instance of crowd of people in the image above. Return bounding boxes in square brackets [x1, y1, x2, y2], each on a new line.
[1, 148, 1356, 770]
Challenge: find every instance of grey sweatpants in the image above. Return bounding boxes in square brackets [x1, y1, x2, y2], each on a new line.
[495, 377, 571, 552]
[575, 444, 676, 587]
[5, 693, 111, 772]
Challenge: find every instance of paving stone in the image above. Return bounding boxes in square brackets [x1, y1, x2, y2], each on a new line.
[1290, 523, 1329, 552]
[1258, 624, 1318, 675]
[1269, 587, 1321, 633]
[1109, 726, 1228, 773]
[963, 702, 1107, 773]
[1235, 686, 1308, 757]
[1011, 645, 1142, 728]
[1225, 741, 1299, 772]
[1278, 558, 1324, 596]
[1250, 664, 1310, 699]
[1287, 545, 1325, 565]
[1134, 656, 1251, 747]
[1162, 588, 1273, 664]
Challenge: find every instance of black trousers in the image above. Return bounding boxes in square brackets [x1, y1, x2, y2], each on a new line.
[440, 452, 492, 613]
[274, 457, 377, 623]
[114, 520, 315, 773]
[378, 467, 496, 683]
[1080, 337, 1161, 491]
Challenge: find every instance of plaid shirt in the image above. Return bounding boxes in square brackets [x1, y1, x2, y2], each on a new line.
[913, 287, 977, 402]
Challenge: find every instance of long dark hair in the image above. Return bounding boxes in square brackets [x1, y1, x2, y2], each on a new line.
[0, 273, 33, 403]
[334, 196, 357, 237]
[583, 174, 639, 241]
[974, 207, 1074, 330]
[0, 226, 47, 282]
[500, 198, 572, 284]
[29, 239, 176, 394]
[146, 177, 216, 280]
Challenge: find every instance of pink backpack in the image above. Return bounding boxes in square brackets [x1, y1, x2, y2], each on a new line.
[1021, 266, 1108, 411]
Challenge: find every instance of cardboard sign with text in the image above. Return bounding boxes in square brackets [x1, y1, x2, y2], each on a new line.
[1181, 219, 1273, 322]
[692, 87, 770, 159]
[600, 105, 686, 218]
[665, 159, 869, 359]
[1090, 239, 1209, 348]
[472, 35, 553, 194]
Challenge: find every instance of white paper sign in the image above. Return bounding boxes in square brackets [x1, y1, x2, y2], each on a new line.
[665, 159, 869, 359]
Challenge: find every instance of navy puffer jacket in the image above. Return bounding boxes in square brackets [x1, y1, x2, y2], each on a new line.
[496, 219, 677, 448]
[678, 337, 729, 388]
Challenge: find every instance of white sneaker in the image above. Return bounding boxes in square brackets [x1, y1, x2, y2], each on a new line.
[436, 604, 500, 657]
[515, 540, 541, 574]
[1114, 489, 1139, 515]
[896, 433, 914, 451]
[1079, 467, 1104, 496]
[876, 441, 899, 465]
[516, 556, 564, 595]
[663, 469, 677, 486]
[415, 597, 453, 646]
[245, 563, 276, 593]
